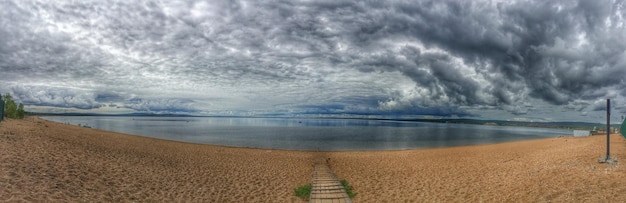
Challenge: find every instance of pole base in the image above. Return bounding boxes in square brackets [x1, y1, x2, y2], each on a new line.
[598, 156, 618, 164]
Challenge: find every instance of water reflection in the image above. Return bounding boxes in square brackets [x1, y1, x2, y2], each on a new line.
[41, 116, 572, 151]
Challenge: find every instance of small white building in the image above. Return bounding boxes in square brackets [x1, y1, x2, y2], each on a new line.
[573, 130, 590, 137]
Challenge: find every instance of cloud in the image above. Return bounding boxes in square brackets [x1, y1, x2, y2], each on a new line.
[0, 0, 625, 122]
[8, 85, 103, 109]
[123, 98, 198, 113]
[4, 84, 199, 113]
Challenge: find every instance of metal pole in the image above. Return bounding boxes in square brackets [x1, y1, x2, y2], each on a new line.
[606, 99, 610, 160]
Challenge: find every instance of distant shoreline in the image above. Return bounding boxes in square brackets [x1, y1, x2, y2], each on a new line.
[32, 113, 618, 131]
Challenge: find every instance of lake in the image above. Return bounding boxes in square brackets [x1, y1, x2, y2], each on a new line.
[41, 116, 573, 151]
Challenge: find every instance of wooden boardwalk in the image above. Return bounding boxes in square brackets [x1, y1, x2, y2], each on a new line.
[309, 158, 351, 203]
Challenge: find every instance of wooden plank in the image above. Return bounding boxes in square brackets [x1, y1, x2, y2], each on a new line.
[309, 158, 352, 203]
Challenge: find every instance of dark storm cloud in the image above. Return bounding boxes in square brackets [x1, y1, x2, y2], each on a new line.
[343, 0, 624, 106]
[94, 92, 127, 103]
[124, 98, 197, 113]
[0, 0, 624, 121]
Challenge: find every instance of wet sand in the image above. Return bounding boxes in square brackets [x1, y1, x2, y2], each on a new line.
[2, 117, 626, 202]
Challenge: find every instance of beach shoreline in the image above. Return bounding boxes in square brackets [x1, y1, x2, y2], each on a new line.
[2, 117, 626, 202]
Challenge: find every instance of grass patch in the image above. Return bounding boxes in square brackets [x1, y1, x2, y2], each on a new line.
[294, 184, 312, 200]
[340, 179, 357, 198]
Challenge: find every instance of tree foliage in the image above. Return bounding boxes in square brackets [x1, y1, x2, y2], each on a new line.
[17, 103, 25, 119]
[3, 93, 25, 119]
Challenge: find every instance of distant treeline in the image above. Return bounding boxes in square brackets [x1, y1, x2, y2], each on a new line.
[20, 110, 621, 131]
[400, 118, 619, 131]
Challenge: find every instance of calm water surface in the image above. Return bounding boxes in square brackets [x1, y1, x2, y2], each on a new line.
[41, 116, 572, 151]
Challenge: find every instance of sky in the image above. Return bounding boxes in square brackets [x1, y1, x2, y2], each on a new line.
[1, 0, 625, 123]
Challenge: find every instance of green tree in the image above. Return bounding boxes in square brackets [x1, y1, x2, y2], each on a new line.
[2, 93, 12, 106]
[17, 103, 25, 119]
[4, 94, 17, 118]
[2, 93, 24, 119]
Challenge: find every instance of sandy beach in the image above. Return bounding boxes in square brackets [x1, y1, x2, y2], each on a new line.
[2, 117, 626, 202]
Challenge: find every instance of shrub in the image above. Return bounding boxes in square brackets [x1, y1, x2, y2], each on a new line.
[340, 179, 357, 198]
[294, 184, 312, 200]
